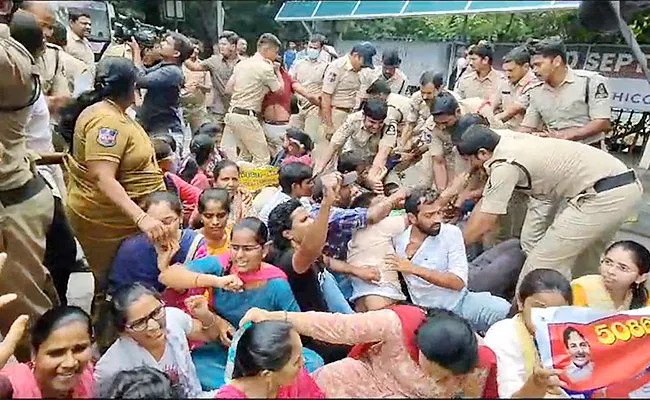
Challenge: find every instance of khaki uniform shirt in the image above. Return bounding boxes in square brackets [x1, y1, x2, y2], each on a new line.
[331, 111, 398, 160]
[229, 53, 281, 113]
[101, 43, 134, 61]
[322, 54, 360, 109]
[521, 68, 612, 145]
[359, 67, 409, 99]
[0, 24, 38, 190]
[455, 68, 502, 101]
[64, 29, 95, 68]
[289, 57, 328, 100]
[480, 135, 629, 215]
[67, 100, 164, 223]
[181, 64, 210, 107]
[491, 70, 539, 129]
[60, 50, 89, 95]
[425, 97, 482, 158]
[36, 43, 70, 97]
[406, 90, 431, 126]
[200, 54, 240, 114]
[386, 92, 411, 129]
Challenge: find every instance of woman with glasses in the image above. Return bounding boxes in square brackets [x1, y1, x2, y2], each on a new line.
[572, 240, 650, 311]
[158, 218, 324, 390]
[94, 283, 233, 398]
[107, 192, 208, 296]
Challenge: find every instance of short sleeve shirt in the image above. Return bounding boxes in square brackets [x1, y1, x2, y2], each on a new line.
[455, 68, 502, 101]
[200, 54, 240, 113]
[330, 112, 398, 159]
[321, 55, 361, 108]
[289, 58, 328, 98]
[37, 44, 70, 97]
[521, 68, 612, 144]
[229, 53, 281, 112]
[490, 70, 539, 129]
[67, 100, 164, 217]
[271, 249, 328, 312]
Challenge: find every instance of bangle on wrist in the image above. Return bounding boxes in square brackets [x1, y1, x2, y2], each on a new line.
[194, 274, 201, 287]
[134, 212, 147, 226]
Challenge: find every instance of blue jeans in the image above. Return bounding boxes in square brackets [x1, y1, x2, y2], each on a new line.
[451, 289, 510, 334]
[319, 269, 354, 314]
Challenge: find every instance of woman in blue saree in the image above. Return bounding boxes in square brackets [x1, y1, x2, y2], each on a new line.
[158, 217, 324, 390]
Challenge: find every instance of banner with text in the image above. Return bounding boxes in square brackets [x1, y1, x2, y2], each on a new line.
[492, 43, 650, 112]
[533, 306, 650, 398]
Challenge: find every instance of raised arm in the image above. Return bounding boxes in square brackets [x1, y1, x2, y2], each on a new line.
[241, 307, 401, 346]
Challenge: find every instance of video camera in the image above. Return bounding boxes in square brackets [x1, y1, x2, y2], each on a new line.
[112, 13, 167, 48]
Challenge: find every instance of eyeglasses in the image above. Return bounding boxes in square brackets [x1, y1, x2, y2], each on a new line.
[601, 257, 634, 274]
[230, 244, 262, 253]
[126, 305, 166, 332]
[159, 215, 180, 226]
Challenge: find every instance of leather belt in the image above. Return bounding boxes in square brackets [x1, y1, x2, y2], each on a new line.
[593, 170, 637, 193]
[230, 107, 260, 118]
[0, 174, 46, 207]
[333, 106, 353, 113]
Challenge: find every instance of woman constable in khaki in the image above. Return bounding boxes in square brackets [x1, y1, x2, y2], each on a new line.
[60, 57, 173, 291]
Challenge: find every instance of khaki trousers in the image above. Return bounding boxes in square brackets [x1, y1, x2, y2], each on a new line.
[0, 185, 58, 360]
[290, 105, 324, 144]
[222, 113, 270, 167]
[516, 182, 643, 292]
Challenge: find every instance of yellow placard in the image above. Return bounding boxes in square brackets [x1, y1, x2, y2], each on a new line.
[239, 166, 279, 192]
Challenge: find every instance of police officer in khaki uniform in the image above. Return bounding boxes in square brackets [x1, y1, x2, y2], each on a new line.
[315, 98, 397, 178]
[358, 48, 409, 105]
[220, 33, 283, 167]
[0, 7, 58, 360]
[424, 91, 488, 190]
[49, 21, 91, 96]
[289, 33, 329, 144]
[455, 42, 503, 101]
[320, 42, 376, 139]
[518, 37, 613, 272]
[19, 1, 70, 108]
[402, 71, 446, 148]
[489, 45, 539, 130]
[458, 125, 642, 291]
[365, 78, 411, 133]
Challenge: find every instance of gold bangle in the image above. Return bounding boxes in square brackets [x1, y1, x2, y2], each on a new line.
[134, 212, 147, 226]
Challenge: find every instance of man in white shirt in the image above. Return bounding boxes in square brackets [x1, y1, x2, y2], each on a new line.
[384, 188, 510, 333]
[257, 161, 315, 225]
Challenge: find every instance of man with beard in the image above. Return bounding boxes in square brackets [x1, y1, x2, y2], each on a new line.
[383, 188, 510, 333]
[563, 327, 594, 382]
[456, 41, 503, 101]
[384, 189, 510, 332]
[401, 70, 444, 147]
[358, 48, 408, 106]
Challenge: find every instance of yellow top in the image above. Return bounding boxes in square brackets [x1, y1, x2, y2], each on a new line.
[572, 274, 650, 311]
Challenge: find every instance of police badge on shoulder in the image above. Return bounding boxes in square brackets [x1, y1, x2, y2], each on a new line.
[97, 128, 118, 147]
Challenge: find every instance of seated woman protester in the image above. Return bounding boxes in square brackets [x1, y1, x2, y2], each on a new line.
[157, 218, 325, 390]
[0, 306, 95, 398]
[572, 240, 650, 311]
[271, 128, 314, 167]
[95, 283, 233, 398]
[196, 189, 232, 256]
[483, 269, 572, 398]
[108, 192, 207, 295]
[178, 134, 215, 191]
[216, 321, 324, 398]
[167, 160, 254, 229]
[97, 367, 180, 398]
[240, 306, 498, 398]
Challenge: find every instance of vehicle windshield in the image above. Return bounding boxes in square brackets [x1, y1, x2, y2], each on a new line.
[51, 1, 111, 42]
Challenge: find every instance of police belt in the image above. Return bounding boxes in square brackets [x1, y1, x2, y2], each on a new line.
[0, 174, 46, 207]
[230, 107, 260, 119]
[592, 170, 637, 194]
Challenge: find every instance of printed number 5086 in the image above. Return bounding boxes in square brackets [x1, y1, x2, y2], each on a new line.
[594, 318, 650, 345]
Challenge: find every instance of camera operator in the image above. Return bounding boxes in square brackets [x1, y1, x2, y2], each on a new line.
[18, 1, 70, 114]
[129, 32, 193, 154]
[0, 0, 60, 361]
